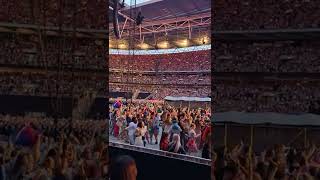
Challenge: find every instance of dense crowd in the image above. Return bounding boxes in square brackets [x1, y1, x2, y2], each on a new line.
[215, 41, 320, 72]
[213, 142, 320, 180]
[110, 78, 320, 114]
[5, 57, 320, 114]
[0, 0, 107, 29]
[0, 114, 108, 179]
[110, 50, 210, 71]
[109, 102, 211, 158]
[109, 72, 210, 85]
[213, 1, 320, 179]
[109, 83, 211, 99]
[214, 0, 320, 30]
[214, 80, 320, 113]
[109, 50, 211, 100]
[0, 35, 106, 70]
[0, 72, 105, 96]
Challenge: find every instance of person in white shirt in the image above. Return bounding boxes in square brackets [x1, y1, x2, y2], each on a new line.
[134, 122, 147, 147]
[126, 117, 137, 145]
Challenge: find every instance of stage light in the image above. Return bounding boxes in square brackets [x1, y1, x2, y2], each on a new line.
[115, 39, 128, 49]
[201, 36, 210, 44]
[195, 36, 210, 45]
[118, 43, 127, 49]
[109, 39, 114, 48]
[177, 39, 189, 47]
[138, 43, 149, 49]
[158, 41, 169, 48]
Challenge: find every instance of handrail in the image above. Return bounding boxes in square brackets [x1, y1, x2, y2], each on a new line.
[109, 141, 211, 166]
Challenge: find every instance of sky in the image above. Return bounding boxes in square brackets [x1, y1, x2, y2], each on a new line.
[123, 0, 161, 6]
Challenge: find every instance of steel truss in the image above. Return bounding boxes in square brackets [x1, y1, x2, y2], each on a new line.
[109, 5, 211, 39]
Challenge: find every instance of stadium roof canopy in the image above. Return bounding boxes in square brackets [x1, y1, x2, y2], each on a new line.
[109, 0, 211, 50]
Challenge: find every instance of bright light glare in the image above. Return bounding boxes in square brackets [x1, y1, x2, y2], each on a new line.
[118, 43, 127, 49]
[138, 43, 149, 49]
[158, 41, 169, 48]
[197, 36, 210, 44]
[177, 39, 189, 47]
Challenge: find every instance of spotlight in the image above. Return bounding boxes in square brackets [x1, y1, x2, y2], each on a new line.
[139, 43, 149, 49]
[158, 41, 169, 48]
[177, 39, 189, 47]
[118, 43, 127, 49]
[198, 36, 209, 45]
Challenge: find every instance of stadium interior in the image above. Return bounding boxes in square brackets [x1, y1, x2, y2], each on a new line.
[1, 0, 320, 180]
[108, 0, 211, 180]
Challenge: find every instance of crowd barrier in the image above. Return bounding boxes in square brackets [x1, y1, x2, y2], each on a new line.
[109, 141, 211, 165]
[109, 141, 211, 180]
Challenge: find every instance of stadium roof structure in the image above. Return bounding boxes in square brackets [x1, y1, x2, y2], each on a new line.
[109, 0, 211, 50]
[109, 44, 210, 54]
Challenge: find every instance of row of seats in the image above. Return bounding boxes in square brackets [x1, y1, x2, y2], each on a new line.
[0, 0, 107, 29]
[214, 0, 320, 30]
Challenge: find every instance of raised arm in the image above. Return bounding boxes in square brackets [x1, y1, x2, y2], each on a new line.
[33, 134, 41, 163]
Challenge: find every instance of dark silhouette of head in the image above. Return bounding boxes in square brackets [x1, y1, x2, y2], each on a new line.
[110, 155, 137, 180]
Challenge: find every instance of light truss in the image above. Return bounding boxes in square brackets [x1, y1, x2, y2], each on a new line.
[109, 6, 211, 39]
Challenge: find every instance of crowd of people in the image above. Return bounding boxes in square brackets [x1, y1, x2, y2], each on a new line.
[214, 41, 320, 72]
[0, 0, 107, 29]
[212, 1, 320, 179]
[214, 79, 320, 113]
[110, 78, 320, 114]
[214, 0, 320, 30]
[110, 50, 210, 72]
[0, 72, 105, 97]
[0, 35, 106, 70]
[0, 114, 108, 179]
[109, 72, 210, 85]
[109, 102, 211, 159]
[212, 142, 320, 180]
[109, 83, 211, 99]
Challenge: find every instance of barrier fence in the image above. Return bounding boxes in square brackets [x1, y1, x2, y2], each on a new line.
[109, 141, 211, 180]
